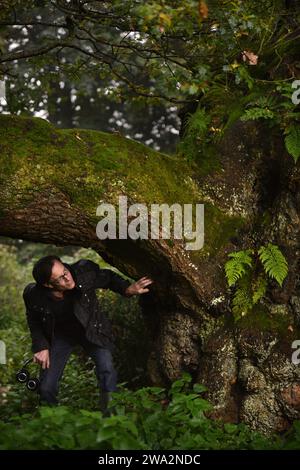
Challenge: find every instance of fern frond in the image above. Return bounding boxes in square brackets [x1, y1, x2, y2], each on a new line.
[258, 243, 288, 287]
[252, 274, 268, 304]
[232, 286, 253, 321]
[285, 126, 300, 163]
[225, 249, 253, 287]
[241, 107, 274, 121]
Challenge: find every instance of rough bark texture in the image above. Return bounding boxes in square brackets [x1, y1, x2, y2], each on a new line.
[0, 114, 299, 434]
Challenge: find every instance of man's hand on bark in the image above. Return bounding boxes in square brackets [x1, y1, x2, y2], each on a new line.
[125, 276, 153, 296]
[33, 349, 50, 369]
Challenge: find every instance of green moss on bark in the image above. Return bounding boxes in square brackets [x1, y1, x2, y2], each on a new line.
[188, 202, 246, 262]
[0, 115, 201, 224]
[235, 303, 298, 338]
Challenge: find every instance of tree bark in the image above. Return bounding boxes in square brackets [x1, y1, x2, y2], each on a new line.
[0, 114, 299, 433]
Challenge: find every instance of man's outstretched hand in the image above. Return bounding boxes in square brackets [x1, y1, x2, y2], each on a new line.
[125, 276, 154, 296]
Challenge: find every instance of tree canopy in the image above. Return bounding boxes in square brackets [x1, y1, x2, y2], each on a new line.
[0, 1, 298, 101]
[0, 0, 299, 159]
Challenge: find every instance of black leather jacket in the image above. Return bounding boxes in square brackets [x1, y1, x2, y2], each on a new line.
[23, 259, 131, 353]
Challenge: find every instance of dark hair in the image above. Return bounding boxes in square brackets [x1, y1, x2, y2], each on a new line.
[32, 255, 62, 285]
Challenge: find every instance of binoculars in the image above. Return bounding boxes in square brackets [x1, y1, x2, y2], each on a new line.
[16, 358, 40, 392]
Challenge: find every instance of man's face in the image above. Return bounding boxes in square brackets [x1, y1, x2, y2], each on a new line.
[45, 260, 76, 291]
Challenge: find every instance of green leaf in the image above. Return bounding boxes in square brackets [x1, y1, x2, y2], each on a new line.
[193, 383, 207, 393]
[285, 126, 300, 163]
[252, 274, 267, 304]
[241, 107, 275, 121]
[225, 249, 253, 286]
[232, 285, 253, 320]
[258, 243, 288, 287]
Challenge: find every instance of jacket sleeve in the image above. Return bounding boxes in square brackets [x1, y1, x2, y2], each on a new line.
[85, 260, 131, 296]
[23, 286, 50, 353]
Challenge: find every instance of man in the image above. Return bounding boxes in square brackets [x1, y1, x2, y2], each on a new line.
[23, 255, 153, 415]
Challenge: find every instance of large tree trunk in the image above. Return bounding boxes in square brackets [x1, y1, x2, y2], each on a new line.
[0, 114, 299, 433]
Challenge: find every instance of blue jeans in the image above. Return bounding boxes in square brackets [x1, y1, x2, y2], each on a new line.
[39, 334, 118, 405]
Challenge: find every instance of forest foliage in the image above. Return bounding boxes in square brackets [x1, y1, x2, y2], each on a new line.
[0, 1, 299, 159]
[0, 0, 300, 450]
